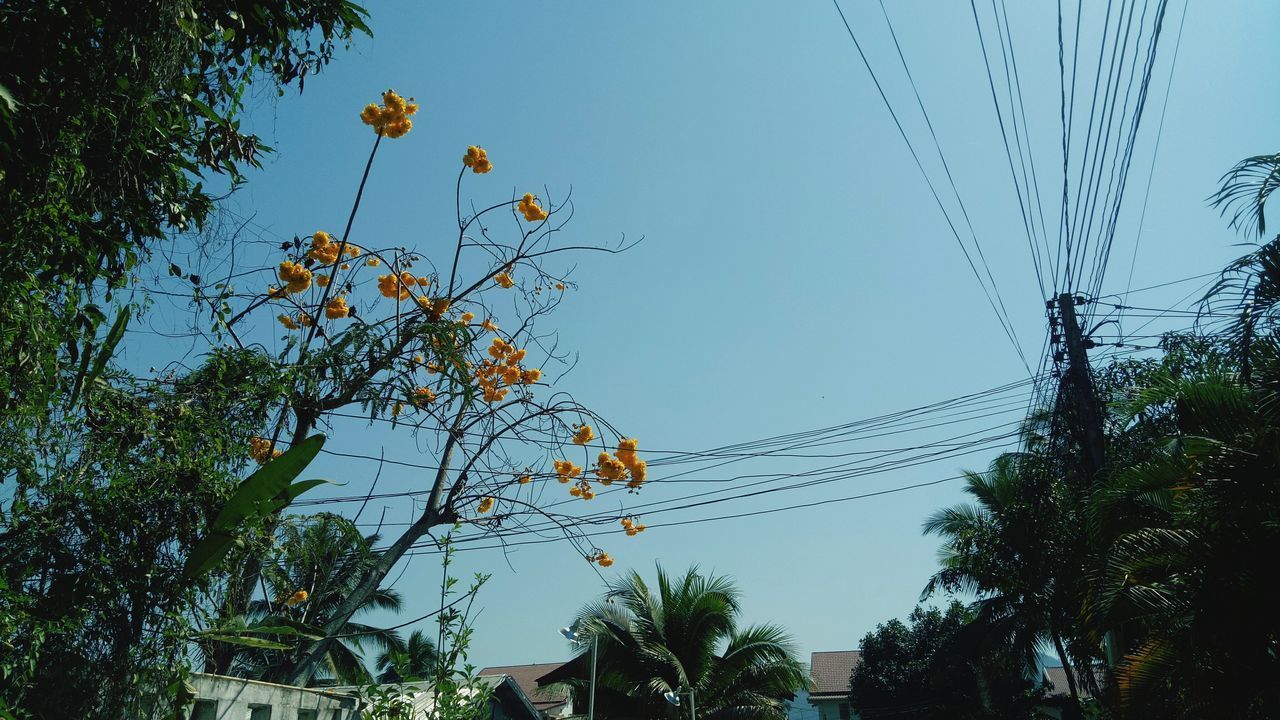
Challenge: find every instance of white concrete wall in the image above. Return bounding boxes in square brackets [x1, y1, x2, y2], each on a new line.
[189, 674, 359, 720]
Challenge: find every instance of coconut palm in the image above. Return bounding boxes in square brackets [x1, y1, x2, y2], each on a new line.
[922, 452, 1090, 708]
[376, 629, 438, 683]
[552, 565, 806, 720]
[230, 513, 407, 686]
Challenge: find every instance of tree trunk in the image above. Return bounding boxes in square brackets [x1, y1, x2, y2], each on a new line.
[1051, 630, 1083, 720]
[285, 406, 466, 686]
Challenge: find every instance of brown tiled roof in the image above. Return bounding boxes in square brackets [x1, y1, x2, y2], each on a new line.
[809, 651, 862, 699]
[479, 663, 571, 710]
[1043, 666, 1097, 699]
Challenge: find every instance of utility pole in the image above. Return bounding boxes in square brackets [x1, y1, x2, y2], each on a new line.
[1054, 292, 1106, 478]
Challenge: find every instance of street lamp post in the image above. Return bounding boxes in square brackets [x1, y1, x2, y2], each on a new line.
[559, 627, 598, 720]
[663, 688, 695, 720]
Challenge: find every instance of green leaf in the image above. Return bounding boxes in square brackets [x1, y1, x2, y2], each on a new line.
[183, 435, 327, 579]
[0, 82, 18, 113]
[202, 634, 292, 650]
[210, 434, 326, 531]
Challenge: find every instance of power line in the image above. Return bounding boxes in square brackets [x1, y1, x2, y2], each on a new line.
[830, 0, 1032, 376]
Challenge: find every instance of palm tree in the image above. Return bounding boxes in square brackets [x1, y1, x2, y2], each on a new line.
[553, 565, 807, 720]
[922, 452, 1088, 708]
[376, 629, 438, 683]
[230, 513, 407, 686]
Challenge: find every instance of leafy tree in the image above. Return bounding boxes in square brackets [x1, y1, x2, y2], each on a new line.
[190, 90, 656, 686]
[849, 602, 1041, 720]
[377, 629, 439, 683]
[0, 0, 369, 418]
[0, 349, 302, 719]
[557, 565, 807, 720]
[922, 453, 1086, 703]
[224, 513, 407, 686]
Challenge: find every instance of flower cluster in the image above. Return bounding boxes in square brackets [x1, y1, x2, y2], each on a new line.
[249, 437, 282, 465]
[379, 271, 415, 300]
[569, 480, 595, 500]
[518, 193, 548, 222]
[554, 459, 583, 482]
[477, 496, 495, 513]
[620, 517, 647, 536]
[278, 261, 312, 294]
[475, 337, 539, 403]
[463, 145, 493, 173]
[360, 90, 419, 138]
[307, 231, 361, 265]
[325, 296, 350, 319]
[277, 313, 313, 330]
[284, 589, 309, 607]
[586, 550, 614, 568]
[412, 386, 437, 406]
[572, 424, 596, 445]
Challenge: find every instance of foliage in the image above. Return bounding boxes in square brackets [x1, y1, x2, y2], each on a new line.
[558, 565, 807, 720]
[849, 602, 1043, 720]
[0, 349, 313, 719]
[218, 512, 405, 686]
[356, 533, 492, 720]
[186, 90, 650, 685]
[376, 630, 438, 684]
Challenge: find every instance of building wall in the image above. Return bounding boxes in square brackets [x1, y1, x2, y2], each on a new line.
[188, 674, 360, 720]
[808, 695, 858, 720]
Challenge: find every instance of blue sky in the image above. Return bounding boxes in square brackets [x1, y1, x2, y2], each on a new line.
[132, 1, 1278, 670]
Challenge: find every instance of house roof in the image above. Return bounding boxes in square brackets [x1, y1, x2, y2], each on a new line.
[479, 663, 571, 710]
[1042, 666, 1097, 699]
[809, 651, 862, 699]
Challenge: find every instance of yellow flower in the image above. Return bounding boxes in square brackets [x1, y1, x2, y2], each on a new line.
[517, 193, 549, 222]
[266, 285, 288, 299]
[315, 274, 331, 287]
[569, 485, 582, 497]
[249, 437, 281, 465]
[285, 589, 309, 607]
[366, 257, 381, 267]
[278, 314, 300, 330]
[307, 231, 341, 264]
[595, 452, 628, 482]
[521, 368, 542, 384]
[502, 366, 523, 386]
[412, 387, 436, 406]
[481, 318, 499, 333]
[378, 273, 411, 300]
[325, 296, 350, 319]
[416, 276, 431, 287]
[629, 460, 647, 485]
[597, 553, 614, 568]
[460, 311, 475, 324]
[616, 437, 639, 466]
[555, 282, 566, 291]
[463, 145, 493, 173]
[554, 459, 582, 482]
[362, 90, 419, 138]
[278, 261, 312, 294]
[507, 348, 527, 364]
[413, 354, 424, 364]
[572, 424, 595, 445]
[493, 272, 515, 289]
[392, 401, 404, 417]
[477, 497, 494, 513]
[427, 297, 451, 320]
[518, 474, 532, 484]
